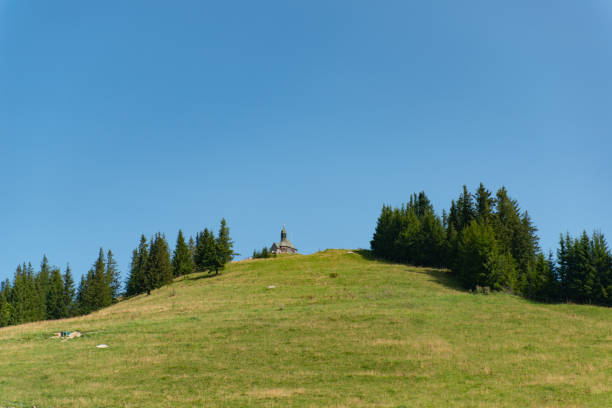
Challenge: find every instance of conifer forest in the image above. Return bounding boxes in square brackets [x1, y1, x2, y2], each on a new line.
[0, 219, 234, 328]
[371, 183, 612, 306]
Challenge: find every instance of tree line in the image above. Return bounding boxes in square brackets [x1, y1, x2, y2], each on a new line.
[252, 246, 276, 259]
[0, 249, 120, 328]
[126, 218, 234, 296]
[0, 218, 235, 328]
[371, 183, 611, 306]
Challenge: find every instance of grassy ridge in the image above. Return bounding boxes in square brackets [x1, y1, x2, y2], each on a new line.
[0, 250, 610, 407]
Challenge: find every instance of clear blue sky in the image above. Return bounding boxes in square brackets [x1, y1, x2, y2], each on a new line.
[1, 1, 610, 283]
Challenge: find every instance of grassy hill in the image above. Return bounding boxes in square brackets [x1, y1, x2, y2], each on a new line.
[0, 250, 610, 407]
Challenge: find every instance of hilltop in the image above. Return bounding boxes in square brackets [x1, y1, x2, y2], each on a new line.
[0, 250, 610, 407]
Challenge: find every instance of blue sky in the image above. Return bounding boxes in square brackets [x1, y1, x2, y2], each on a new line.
[0, 1, 610, 282]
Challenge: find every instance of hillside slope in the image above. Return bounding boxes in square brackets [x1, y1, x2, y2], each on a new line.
[0, 250, 610, 407]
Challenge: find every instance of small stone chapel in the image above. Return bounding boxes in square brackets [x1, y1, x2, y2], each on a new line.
[270, 226, 298, 254]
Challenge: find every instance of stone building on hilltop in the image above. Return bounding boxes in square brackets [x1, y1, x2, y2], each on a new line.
[270, 226, 298, 254]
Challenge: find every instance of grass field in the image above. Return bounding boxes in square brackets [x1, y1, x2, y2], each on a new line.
[0, 249, 610, 407]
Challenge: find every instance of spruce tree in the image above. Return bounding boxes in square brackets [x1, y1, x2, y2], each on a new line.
[36, 256, 51, 320]
[371, 205, 394, 259]
[26, 262, 45, 322]
[126, 235, 148, 296]
[457, 185, 476, 231]
[47, 268, 66, 319]
[92, 248, 113, 309]
[63, 265, 76, 317]
[172, 229, 194, 277]
[144, 233, 172, 294]
[216, 218, 235, 267]
[106, 250, 121, 301]
[591, 231, 612, 305]
[194, 229, 212, 271]
[188, 236, 196, 265]
[199, 229, 220, 273]
[475, 183, 493, 222]
[77, 272, 94, 315]
[0, 279, 13, 327]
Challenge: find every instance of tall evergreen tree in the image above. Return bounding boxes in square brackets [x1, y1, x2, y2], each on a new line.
[475, 182, 493, 222]
[591, 231, 612, 304]
[47, 268, 66, 319]
[216, 218, 235, 266]
[63, 265, 76, 317]
[0, 279, 13, 327]
[36, 256, 51, 320]
[105, 250, 121, 301]
[188, 236, 196, 265]
[202, 230, 220, 273]
[93, 248, 113, 309]
[126, 235, 148, 297]
[144, 233, 172, 294]
[194, 228, 212, 271]
[76, 272, 94, 315]
[457, 185, 476, 231]
[371, 205, 395, 259]
[172, 229, 194, 277]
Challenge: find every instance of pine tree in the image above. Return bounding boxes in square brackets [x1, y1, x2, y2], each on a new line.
[144, 233, 172, 294]
[188, 235, 196, 263]
[77, 272, 94, 315]
[457, 185, 476, 231]
[126, 235, 148, 296]
[216, 218, 235, 266]
[475, 183, 493, 222]
[47, 268, 66, 319]
[203, 230, 220, 273]
[591, 231, 612, 305]
[36, 256, 51, 320]
[571, 232, 597, 303]
[172, 229, 194, 277]
[92, 248, 113, 309]
[26, 262, 45, 322]
[10, 265, 25, 324]
[63, 265, 76, 317]
[106, 250, 121, 301]
[194, 228, 212, 271]
[456, 220, 508, 289]
[0, 279, 13, 327]
[371, 205, 395, 259]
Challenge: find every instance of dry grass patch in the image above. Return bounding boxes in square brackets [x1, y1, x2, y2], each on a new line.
[247, 388, 306, 399]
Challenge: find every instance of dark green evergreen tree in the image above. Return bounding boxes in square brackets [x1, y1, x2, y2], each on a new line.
[76, 271, 94, 315]
[126, 235, 148, 296]
[456, 220, 502, 289]
[105, 250, 121, 301]
[203, 230, 221, 273]
[194, 228, 212, 271]
[93, 248, 113, 309]
[144, 233, 172, 294]
[457, 185, 476, 231]
[35, 256, 51, 320]
[216, 218, 235, 267]
[371, 205, 396, 259]
[172, 229, 194, 277]
[475, 183, 493, 222]
[47, 268, 66, 319]
[0, 279, 13, 327]
[63, 265, 76, 317]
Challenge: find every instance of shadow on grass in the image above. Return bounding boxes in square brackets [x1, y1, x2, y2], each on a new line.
[183, 272, 220, 282]
[354, 249, 465, 292]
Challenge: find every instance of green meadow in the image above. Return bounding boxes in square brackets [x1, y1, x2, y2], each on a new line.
[0, 250, 610, 407]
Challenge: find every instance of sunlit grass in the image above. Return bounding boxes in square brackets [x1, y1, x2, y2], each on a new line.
[0, 249, 610, 407]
